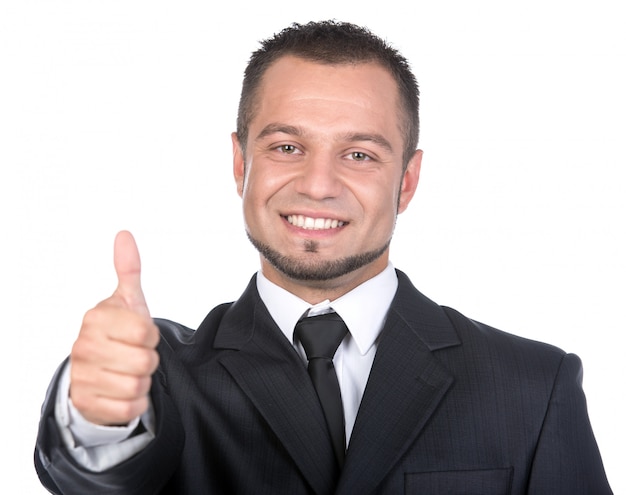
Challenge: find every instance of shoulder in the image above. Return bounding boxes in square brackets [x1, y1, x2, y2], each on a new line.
[394, 269, 570, 375]
[441, 306, 565, 356]
[440, 305, 577, 387]
[443, 305, 566, 357]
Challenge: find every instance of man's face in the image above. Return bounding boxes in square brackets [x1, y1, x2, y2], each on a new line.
[233, 56, 421, 299]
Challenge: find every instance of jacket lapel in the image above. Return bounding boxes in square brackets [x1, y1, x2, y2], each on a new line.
[214, 277, 340, 495]
[337, 271, 461, 494]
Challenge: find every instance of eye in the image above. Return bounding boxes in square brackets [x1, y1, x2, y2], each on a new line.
[276, 144, 300, 154]
[348, 151, 371, 161]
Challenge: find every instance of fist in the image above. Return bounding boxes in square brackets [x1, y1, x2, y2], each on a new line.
[69, 231, 160, 426]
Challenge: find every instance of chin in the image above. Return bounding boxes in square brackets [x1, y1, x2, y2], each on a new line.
[247, 231, 389, 282]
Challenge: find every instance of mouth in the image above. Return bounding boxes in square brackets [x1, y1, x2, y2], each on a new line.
[285, 214, 346, 230]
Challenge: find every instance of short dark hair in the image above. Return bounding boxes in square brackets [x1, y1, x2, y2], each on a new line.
[236, 20, 420, 167]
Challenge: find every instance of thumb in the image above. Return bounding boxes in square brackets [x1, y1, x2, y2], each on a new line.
[113, 230, 150, 316]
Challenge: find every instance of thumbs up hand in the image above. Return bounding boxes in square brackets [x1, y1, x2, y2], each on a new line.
[69, 231, 160, 426]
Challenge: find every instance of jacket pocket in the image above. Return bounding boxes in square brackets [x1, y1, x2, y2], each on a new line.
[405, 467, 513, 494]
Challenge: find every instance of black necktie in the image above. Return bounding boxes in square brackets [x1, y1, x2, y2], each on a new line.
[294, 312, 348, 467]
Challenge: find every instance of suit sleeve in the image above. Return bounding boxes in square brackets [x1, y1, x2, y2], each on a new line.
[527, 353, 612, 494]
[34, 360, 185, 495]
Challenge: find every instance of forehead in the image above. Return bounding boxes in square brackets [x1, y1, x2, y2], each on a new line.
[250, 56, 403, 137]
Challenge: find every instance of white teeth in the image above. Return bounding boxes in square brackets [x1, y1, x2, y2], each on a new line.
[286, 215, 345, 230]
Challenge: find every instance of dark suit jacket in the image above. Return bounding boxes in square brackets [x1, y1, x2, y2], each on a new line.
[35, 270, 612, 494]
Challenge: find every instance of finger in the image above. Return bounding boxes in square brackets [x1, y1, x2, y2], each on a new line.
[71, 391, 151, 426]
[71, 368, 153, 402]
[113, 230, 150, 316]
[72, 333, 160, 376]
[83, 302, 160, 348]
[101, 344, 159, 376]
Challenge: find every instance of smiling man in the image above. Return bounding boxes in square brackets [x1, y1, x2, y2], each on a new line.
[234, 55, 420, 300]
[35, 21, 611, 495]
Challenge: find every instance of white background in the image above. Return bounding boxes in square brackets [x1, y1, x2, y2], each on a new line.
[1, 1, 624, 492]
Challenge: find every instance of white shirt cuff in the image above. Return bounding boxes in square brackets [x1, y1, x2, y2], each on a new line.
[54, 362, 155, 471]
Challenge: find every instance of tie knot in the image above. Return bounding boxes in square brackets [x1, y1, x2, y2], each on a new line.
[295, 312, 348, 361]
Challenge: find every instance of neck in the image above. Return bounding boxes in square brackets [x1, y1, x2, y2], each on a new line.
[260, 257, 389, 304]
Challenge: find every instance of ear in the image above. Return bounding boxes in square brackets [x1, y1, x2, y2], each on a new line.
[397, 149, 422, 214]
[232, 132, 245, 197]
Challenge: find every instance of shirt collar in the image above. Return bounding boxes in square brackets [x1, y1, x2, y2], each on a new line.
[256, 263, 398, 356]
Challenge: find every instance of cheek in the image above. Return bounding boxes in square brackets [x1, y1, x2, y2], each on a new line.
[355, 180, 399, 216]
[240, 168, 264, 202]
[242, 168, 292, 208]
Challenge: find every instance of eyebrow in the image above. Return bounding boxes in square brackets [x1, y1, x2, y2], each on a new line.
[256, 123, 304, 141]
[256, 123, 394, 154]
[339, 132, 394, 154]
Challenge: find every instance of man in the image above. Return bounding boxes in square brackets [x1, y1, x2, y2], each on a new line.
[34, 20, 612, 494]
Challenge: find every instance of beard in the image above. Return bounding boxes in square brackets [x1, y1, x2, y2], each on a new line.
[246, 231, 390, 282]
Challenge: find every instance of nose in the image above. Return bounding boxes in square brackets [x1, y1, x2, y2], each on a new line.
[294, 153, 342, 200]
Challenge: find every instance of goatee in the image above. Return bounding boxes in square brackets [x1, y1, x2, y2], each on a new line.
[246, 232, 390, 282]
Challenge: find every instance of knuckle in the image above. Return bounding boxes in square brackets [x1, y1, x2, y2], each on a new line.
[135, 349, 157, 374]
[71, 336, 103, 364]
[70, 344, 93, 369]
[81, 307, 103, 328]
[69, 390, 91, 413]
[148, 322, 161, 348]
[136, 376, 152, 397]
[133, 320, 159, 347]
[69, 362, 87, 385]
[123, 375, 150, 398]
[149, 349, 160, 373]
[132, 323, 150, 343]
[70, 339, 86, 360]
[118, 398, 147, 421]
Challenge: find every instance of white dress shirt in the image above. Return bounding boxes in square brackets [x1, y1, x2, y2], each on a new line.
[56, 263, 398, 470]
